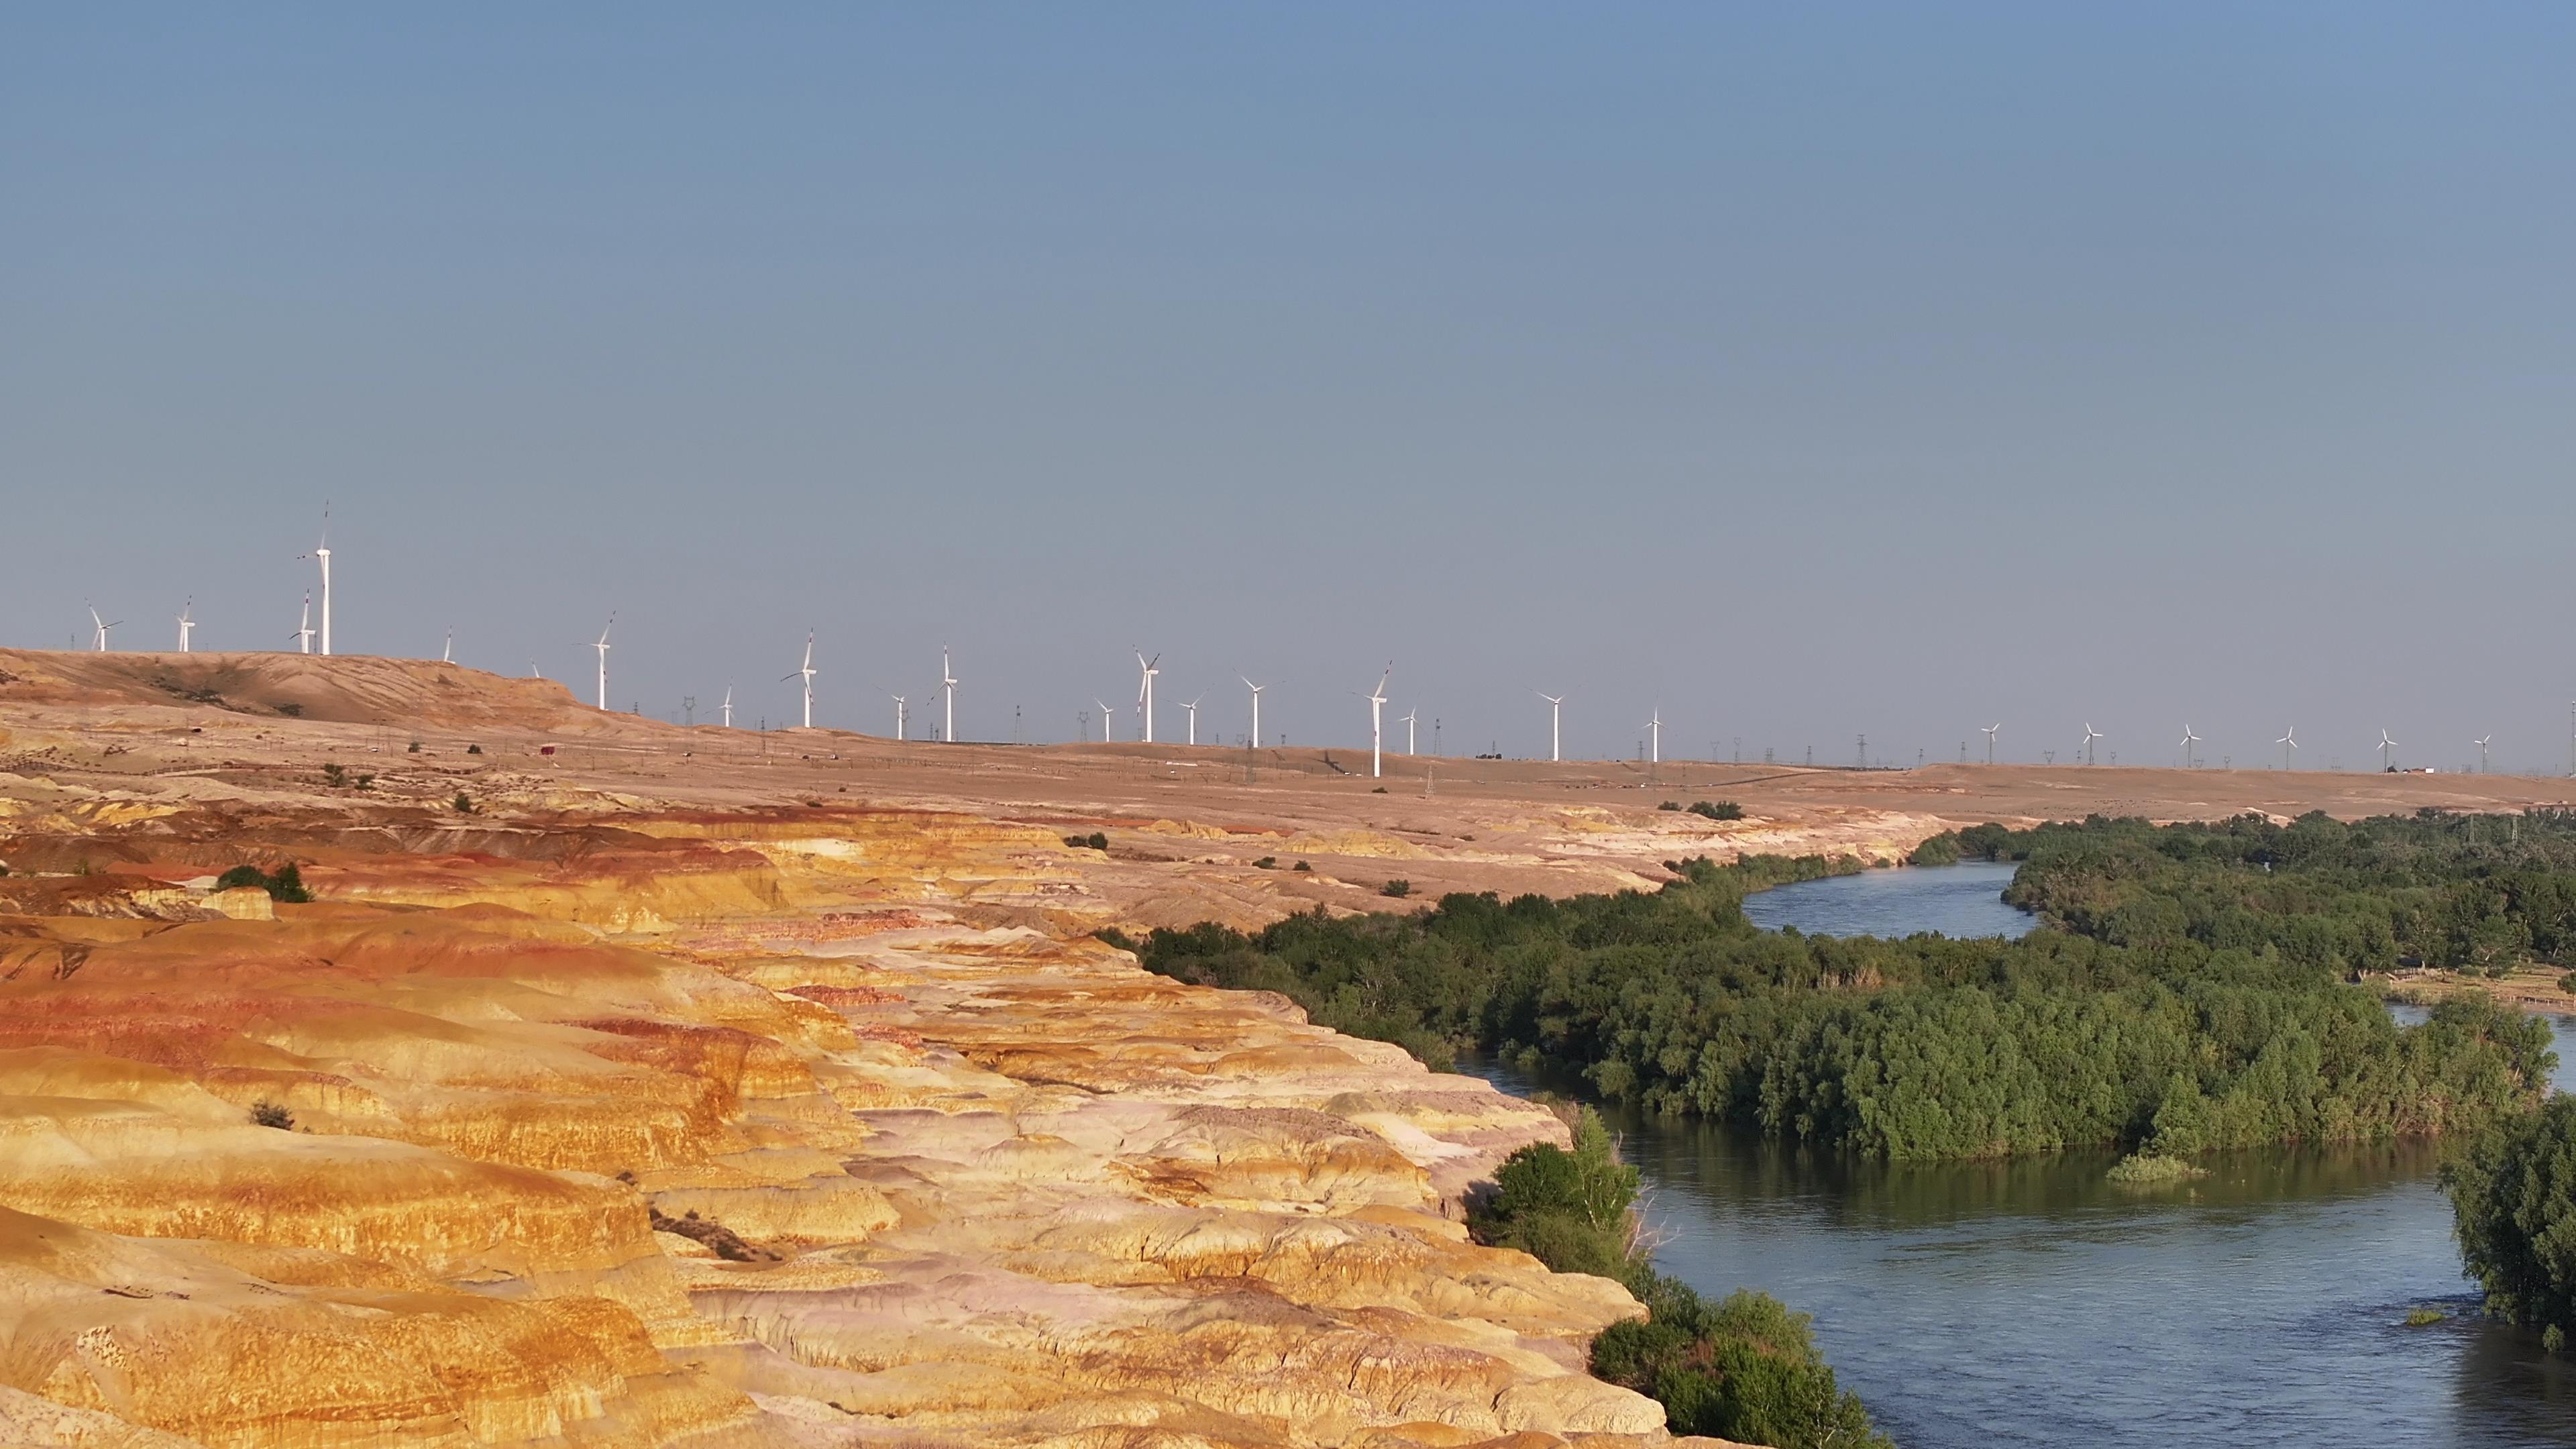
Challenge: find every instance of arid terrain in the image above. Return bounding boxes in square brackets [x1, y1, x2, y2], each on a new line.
[4, 649, 2571, 1448]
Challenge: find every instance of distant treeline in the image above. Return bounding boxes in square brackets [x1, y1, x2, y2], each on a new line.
[1116, 811, 2561, 1160]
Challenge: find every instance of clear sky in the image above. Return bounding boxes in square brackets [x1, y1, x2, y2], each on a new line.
[7, 7, 2573, 771]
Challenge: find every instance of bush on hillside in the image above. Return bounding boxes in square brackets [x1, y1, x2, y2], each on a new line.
[1468, 1108, 1890, 1449]
[213, 863, 311, 903]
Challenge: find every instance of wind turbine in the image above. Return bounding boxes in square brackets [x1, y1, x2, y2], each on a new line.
[2477, 735, 2493, 773]
[2180, 724, 2201, 769]
[1365, 665, 1391, 779]
[2379, 729, 2398, 771]
[87, 604, 120, 652]
[942, 647, 957, 743]
[2277, 726, 2298, 771]
[1240, 676, 1265, 749]
[176, 600, 195, 653]
[1538, 692, 1565, 763]
[888, 691, 908, 741]
[1134, 652, 1159, 744]
[1181, 696, 1203, 747]
[590, 614, 614, 710]
[297, 504, 333, 657]
[2082, 722, 2102, 766]
[783, 632, 816, 729]
[1095, 698, 1118, 744]
[292, 593, 315, 654]
[1646, 709, 1664, 765]
[720, 686, 734, 729]
[441, 627, 453, 664]
[1401, 708, 1418, 756]
[1981, 723, 2001, 765]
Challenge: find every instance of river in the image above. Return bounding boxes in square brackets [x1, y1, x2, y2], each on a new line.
[1479, 863, 2576, 1448]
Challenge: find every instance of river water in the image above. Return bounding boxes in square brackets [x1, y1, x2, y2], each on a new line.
[1478, 864, 2576, 1448]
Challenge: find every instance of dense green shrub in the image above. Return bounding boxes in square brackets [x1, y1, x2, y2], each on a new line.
[1593, 1283, 1891, 1449]
[1687, 801, 1745, 821]
[2444, 1097, 2576, 1340]
[1383, 879, 1412, 898]
[1908, 833, 1962, 867]
[1128, 819, 2557, 1159]
[213, 863, 311, 903]
[1468, 1109, 1890, 1448]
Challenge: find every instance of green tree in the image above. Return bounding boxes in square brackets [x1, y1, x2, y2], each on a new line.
[2444, 1097, 2576, 1339]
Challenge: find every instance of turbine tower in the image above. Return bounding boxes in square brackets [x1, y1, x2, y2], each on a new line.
[2477, 735, 2493, 773]
[942, 647, 957, 744]
[2277, 726, 2298, 771]
[2180, 724, 2201, 769]
[441, 627, 453, 664]
[784, 632, 816, 729]
[298, 504, 333, 657]
[1401, 708, 1418, 756]
[590, 614, 614, 711]
[720, 686, 734, 729]
[1981, 722, 2001, 765]
[1539, 692, 1565, 763]
[176, 600, 195, 653]
[1646, 709, 1663, 765]
[2379, 729, 2398, 771]
[87, 604, 119, 652]
[1094, 698, 1118, 744]
[1182, 696, 1202, 747]
[1366, 665, 1391, 779]
[1241, 676, 1265, 749]
[292, 593, 315, 654]
[1133, 652, 1160, 745]
[2082, 722, 2102, 766]
[889, 692, 908, 741]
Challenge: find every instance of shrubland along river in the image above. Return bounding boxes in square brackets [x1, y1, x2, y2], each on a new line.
[1482, 862, 2576, 1448]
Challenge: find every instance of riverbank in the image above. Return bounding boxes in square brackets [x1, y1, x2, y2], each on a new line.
[2375, 965, 2576, 1018]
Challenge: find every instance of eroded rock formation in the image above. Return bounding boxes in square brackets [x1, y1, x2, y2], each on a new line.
[0, 786, 1718, 1448]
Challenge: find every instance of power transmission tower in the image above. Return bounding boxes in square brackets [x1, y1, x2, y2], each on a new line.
[683, 696, 696, 727]
[1857, 735, 1866, 768]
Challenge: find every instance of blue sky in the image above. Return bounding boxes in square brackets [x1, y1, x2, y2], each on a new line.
[7, 7, 2573, 769]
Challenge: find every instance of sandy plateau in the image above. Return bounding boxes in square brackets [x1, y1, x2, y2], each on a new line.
[4, 651, 2572, 1449]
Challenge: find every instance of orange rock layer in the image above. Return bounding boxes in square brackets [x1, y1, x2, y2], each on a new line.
[0, 799, 1720, 1448]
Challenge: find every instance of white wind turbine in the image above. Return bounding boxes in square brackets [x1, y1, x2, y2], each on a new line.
[1240, 675, 1265, 749]
[1182, 696, 1203, 747]
[297, 504, 333, 657]
[1646, 708, 1664, 765]
[720, 686, 734, 729]
[2082, 722, 2102, 766]
[2277, 726, 2298, 771]
[1135, 652, 1160, 744]
[1401, 708, 1418, 756]
[292, 592, 315, 654]
[87, 604, 120, 652]
[176, 600, 195, 653]
[784, 631, 816, 728]
[2379, 729, 2398, 771]
[441, 627, 453, 664]
[2179, 724, 2201, 769]
[888, 691, 908, 741]
[1095, 697, 1118, 744]
[1981, 722, 2001, 765]
[1538, 692, 1565, 762]
[590, 614, 614, 710]
[942, 647, 957, 743]
[1365, 665, 1391, 779]
[2477, 735, 2493, 773]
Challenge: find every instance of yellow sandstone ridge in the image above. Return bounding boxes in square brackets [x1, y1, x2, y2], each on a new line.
[0, 792, 1719, 1448]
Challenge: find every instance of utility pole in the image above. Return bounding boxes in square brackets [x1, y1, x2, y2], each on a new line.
[1857, 735, 1866, 769]
[683, 696, 696, 727]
